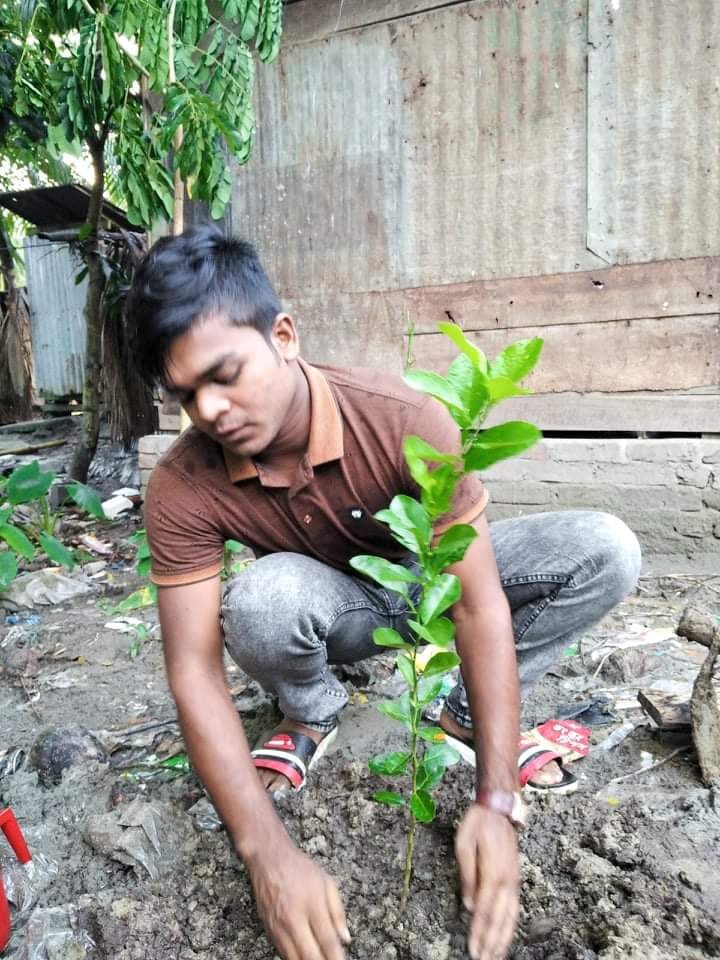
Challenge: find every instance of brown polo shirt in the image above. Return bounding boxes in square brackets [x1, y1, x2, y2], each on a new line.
[145, 359, 488, 587]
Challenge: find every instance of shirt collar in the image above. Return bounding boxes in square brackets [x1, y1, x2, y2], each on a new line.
[223, 357, 344, 483]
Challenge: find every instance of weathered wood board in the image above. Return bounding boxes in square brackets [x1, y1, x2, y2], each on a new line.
[411, 315, 720, 393]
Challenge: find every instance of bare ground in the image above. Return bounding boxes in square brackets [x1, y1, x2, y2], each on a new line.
[1, 510, 720, 959]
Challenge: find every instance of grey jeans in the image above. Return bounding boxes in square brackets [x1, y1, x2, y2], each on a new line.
[221, 511, 641, 734]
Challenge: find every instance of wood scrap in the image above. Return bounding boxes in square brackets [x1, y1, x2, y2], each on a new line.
[690, 623, 720, 785]
[0, 437, 67, 456]
[637, 690, 691, 732]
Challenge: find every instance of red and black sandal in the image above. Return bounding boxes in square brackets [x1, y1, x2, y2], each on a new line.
[440, 726, 579, 795]
[251, 726, 338, 793]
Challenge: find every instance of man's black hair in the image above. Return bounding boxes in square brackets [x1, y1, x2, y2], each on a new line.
[126, 225, 282, 387]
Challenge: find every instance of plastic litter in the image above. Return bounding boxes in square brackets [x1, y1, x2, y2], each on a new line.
[0, 749, 26, 779]
[0, 569, 94, 608]
[188, 797, 223, 833]
[16, 903, 95, 959]
[594, 719, 642, 752]
[99, 495, 134, 520]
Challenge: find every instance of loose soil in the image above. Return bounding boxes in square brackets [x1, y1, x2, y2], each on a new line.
[2, 506, 720, 959]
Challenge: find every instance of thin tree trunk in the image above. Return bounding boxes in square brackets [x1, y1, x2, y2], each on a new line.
[69, 139, 105, 482]
[0, 223, 33, 423]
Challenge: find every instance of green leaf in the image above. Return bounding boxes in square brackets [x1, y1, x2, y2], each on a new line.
[407, 616, 455, 648]
[0, 524, 35, 561]
[418, 573, 461, 623]
[438, 321, 487, 371]
[396, 653, 415, 687]
[486, 375, 531, 404]
[417, 725, 449, 743]
[107, 584, 158, 614]
[464, 421, 542, 472]
[403, 369, 466, 418]
[66, 481, 106, 519]
[368, 751, 411, 776]
[376, 695, 414, 729]
[489, 338, 543, 382]
[77, 223, 92, 240]
[427, 523, 477, 574]
[374, 494, 431, 556]
[0, 551, 18, 590]
[416, 676, 445, 706]
[7, 461, 54, 505]
[410, 789, 436, 822]
[417, 741, 461, 790]
[373, 790, 405, 807]
[39, 532, 75, 569]
[446, 354, 491, 422]
[373, 627, 412, 650]
[0, 507, 12, 527]
[424, 741, 461, 768]
[224, 539, 244, 553]
[349, 555, 418, 599]
[403, 435, 459, 469]
[422, 651, 461, 679]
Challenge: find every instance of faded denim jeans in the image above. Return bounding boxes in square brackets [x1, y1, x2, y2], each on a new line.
[221, 511, 642, 733]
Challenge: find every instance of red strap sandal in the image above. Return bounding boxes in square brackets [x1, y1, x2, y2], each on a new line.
[0, 808, 32, 951]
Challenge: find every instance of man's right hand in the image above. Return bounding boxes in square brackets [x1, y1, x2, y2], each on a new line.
[248, 845, 351, 960]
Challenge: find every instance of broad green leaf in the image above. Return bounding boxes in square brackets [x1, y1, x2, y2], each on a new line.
[368, 751, 411, 776]
[349, 555, 418, 599]
[396, 653, 415, 687]
[373, 627, 412, 650]
[416, 758, 444, 792]
[417, 741, 461, 790]
[418, 573, 461, 623]
[410, 789, 436, 822]
[417, 725, 448, 743]
[407, 616, 455, 648]
[403, 435, 459, 468]
[446, 354, 490, 422]
[486, 376, 531, 404]
[419, 464, 459, 519]
[403, 369, 466, 418]
[424, 741, 461, 769]
[0, 506, 11, 526]
[417, 676, 445, 706]
[66, 481, 106, 519]
[0, 524, 35, 561]
[489, 338, 543, 383]
[0, 551, 18, 590]
[437, 322, 487, 371]
[374, 495, 432, 556]
[39, 533, 75, 570]
[427, 524, 477, 574]
[376, 695, 415, 729]
[373, 790, 405, 807]
[464, 421, 542, 472]
[7, 461, 54, 505]
[422, 651, 461, 679]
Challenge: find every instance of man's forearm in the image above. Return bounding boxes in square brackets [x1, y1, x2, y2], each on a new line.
[170, 667, 289, 863]
[453, 598, 520, 793]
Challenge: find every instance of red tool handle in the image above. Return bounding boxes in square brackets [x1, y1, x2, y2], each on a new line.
[0, 809, 31, 865]
[0, 868, 9, 952]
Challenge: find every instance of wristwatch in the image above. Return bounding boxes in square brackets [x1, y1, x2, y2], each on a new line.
[475, 789, 528, 829]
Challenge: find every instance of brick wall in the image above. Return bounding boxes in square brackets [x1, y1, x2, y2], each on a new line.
[484, 439, 720, 556]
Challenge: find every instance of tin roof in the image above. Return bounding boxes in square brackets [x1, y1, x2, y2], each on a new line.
[0, 183, 133, 231]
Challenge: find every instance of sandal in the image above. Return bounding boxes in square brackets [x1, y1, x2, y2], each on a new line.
[440, 723, 579, 795]
[251, 726, 338, 793]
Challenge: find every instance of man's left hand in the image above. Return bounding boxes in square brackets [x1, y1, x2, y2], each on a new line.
[455, 803, 520, 960]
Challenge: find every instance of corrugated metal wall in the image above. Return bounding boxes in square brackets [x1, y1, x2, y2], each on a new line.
[24, 239, 87, 395]
[229, 0, 720, 432]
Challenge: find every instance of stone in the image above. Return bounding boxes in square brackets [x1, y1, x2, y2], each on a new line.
[29, 726, 108, 787]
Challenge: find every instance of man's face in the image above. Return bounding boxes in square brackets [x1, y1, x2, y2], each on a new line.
[164, 311, 300, 458]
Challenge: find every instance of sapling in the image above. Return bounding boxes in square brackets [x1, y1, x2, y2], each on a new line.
[0, 460, 106, 590]
[350, 323, 543, 907]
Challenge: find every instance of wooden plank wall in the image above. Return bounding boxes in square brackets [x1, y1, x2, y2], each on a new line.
[233, 0, 720, 434]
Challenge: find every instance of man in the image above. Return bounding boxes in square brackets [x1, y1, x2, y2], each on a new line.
[127, 226, 641, 960]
